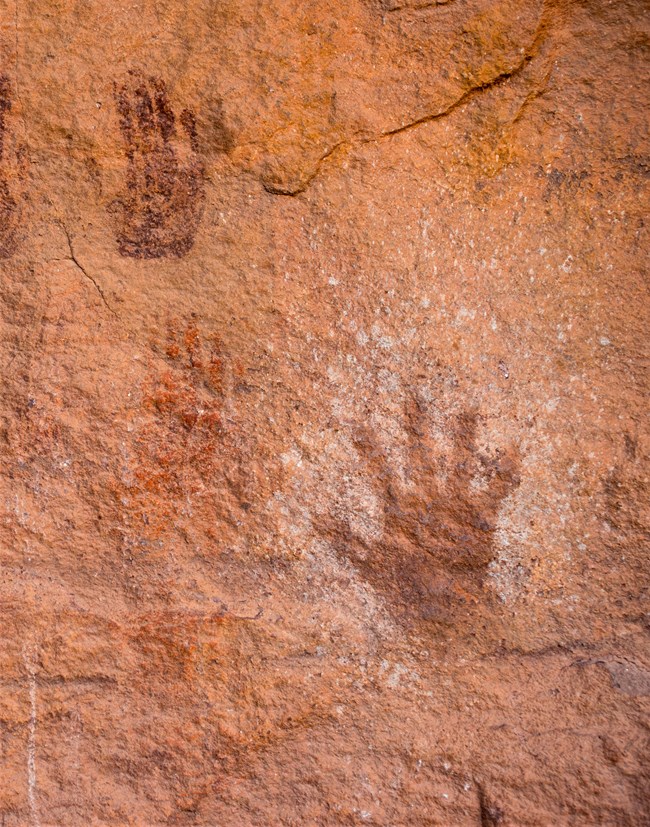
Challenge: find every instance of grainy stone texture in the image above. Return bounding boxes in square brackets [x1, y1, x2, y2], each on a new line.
[0, 0, 649, 824]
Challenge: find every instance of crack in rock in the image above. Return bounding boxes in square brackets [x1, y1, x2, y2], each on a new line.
[263, 1, 549, 196]
[55, 223, 117, 318]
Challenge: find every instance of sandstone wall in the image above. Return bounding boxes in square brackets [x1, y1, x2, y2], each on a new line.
[0, 0, 648, 824]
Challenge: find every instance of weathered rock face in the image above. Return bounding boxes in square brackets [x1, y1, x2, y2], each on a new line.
[1, 0, 648, 824]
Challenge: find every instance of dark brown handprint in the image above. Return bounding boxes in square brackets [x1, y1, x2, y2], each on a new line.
[320, 395, 521, 626]
[0, 76, 20, 259]
[111, 73, 205, 259]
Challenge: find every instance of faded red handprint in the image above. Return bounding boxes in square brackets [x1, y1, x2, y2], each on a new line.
[111, 73, 205, 259]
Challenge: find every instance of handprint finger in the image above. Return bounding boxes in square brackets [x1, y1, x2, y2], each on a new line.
[0, 76, 10, 158]
[132, 80, 156, 146]
[0, 75, 10, 114]
[180, 109, 200, 155]
[151, 77, 176, 143]
[114, 82, 136, 156]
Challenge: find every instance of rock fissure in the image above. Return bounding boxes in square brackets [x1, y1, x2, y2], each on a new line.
[56, 223, 117, 317]
[265, 4, 550, 196]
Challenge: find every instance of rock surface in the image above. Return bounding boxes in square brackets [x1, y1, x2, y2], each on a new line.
[1, 0, 649, 824]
